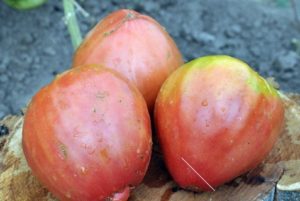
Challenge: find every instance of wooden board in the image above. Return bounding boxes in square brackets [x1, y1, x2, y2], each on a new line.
[1, 93, 300, 201]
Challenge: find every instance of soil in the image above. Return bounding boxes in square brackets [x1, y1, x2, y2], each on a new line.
[0, 0, 300, 118]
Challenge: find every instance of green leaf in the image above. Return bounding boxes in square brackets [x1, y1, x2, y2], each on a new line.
[3, 0, 48, 10]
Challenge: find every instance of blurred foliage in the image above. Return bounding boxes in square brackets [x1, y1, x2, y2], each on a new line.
[291, 38, 300, 54]
[275, 0, 289, 7]
[258, 0, 289, 7]
[3, 0, 48, 10]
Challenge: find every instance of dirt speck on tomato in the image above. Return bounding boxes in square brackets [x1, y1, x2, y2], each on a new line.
[100, 148, 110, 162]
[58, 142, 68, 160]
[96, 91, 109, 99]
[201, 100, 208, 107]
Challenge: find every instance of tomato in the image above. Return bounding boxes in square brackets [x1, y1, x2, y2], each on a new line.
[73, 9, 183, 110]
[22, 65, 152, 201]
[154, 55, 284, 191]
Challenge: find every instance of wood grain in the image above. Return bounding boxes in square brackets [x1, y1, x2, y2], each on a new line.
[1, 93, 300, 201]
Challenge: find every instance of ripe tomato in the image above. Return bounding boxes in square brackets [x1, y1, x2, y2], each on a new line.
[73, 9, 183, 110]
[22, 65, 152, 201]
[154, 55, 284, 191]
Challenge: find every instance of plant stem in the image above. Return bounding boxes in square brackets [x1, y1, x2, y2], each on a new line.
[63, 0, 82, 50]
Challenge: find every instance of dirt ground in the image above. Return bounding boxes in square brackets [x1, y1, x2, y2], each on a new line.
[0, 0, 300, 118]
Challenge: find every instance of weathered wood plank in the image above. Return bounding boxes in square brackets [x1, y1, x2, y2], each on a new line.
[1, 93, 300, 201]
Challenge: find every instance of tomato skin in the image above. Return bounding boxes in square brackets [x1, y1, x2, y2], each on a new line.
[73, 9, 183, 110]
[154, 55, 284, 191]
[22, 65, 152, 201]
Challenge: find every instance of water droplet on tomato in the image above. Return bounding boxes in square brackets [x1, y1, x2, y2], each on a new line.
[73, 133, 80, 138]
[66, 192, 72, 198]
[52, 175, 57, 181]
[80, 166, 86, 174]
